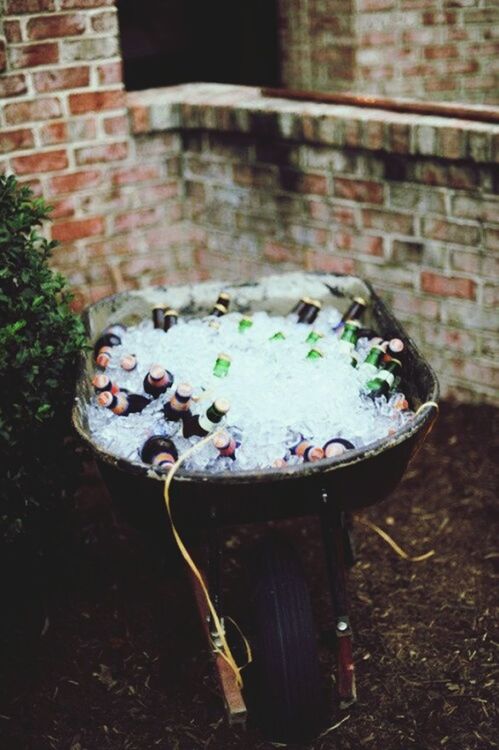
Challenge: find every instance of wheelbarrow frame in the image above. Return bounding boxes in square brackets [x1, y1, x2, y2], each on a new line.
[72, 272, 439, 732]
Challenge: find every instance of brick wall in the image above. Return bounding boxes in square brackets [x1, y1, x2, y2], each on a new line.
[278, 0, 499, 104]
[0, 0, 195, 307]
[130, 85, 499, 404]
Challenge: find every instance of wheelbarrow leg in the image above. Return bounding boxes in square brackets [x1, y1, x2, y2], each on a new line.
[320, 490, 357, 709]
[189, 505, 247, 726]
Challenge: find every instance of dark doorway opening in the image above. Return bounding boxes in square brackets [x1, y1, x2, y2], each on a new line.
[117, 0, 281, 91]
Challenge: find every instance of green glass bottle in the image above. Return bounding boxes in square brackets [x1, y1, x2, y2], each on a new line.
[238, 316, 253, 333]
[358, 344, 384, 380]
[305, 330, 323, 345]
[338, 319, 360, 355]
[306, 347, 324, 360]
[213, 352, 231, 378]
[366, 358, 402, 399]
[269, 331, 286, 341]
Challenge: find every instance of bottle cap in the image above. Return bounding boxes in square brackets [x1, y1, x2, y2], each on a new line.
[176, 382, 193, 398]
[120, 354, 137, 371]
[164, 308, 178, 316]
[97, 391, 113, 407]
[217, 353, 231, 362]
[310, 299, 322, 309]
[213, 303, 228, 315]
[213, 398, 230, 415]
[214, 431, 231, 450]
[153, 304, 168, 310]
[149, 365, 166, 381]
[354, 296, 367, 306]
[306, 446, 324, 462]
[92, 374, 109, 389]
[344, 319, 361, 328]
[389, 338, 404, 353]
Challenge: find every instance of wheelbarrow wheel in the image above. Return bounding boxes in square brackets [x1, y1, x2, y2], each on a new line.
[247, 533, 324, 743]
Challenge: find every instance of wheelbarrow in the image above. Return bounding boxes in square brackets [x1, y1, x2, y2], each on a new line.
[72, 272, 439, 743]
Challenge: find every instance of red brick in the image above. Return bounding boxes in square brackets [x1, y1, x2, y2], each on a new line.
[4, 97, 62, 125]
[392, 292, 439, 320]
[91, 10, 117, 32]
[263, 242, 302, 264]
[280, 168, 328, 195]
[113, 207, 164, 233]
[0, 128, 34, 154]
[422, 218, 480, 246]
[422, 11, 456, 24]
[421, 271, 476, 300]
[27, 13, 85, 40]
[50, 196, 75, 219]
[332, 206, 357, 227]
[69, 90, 125, 115]
[334, 178, 384, 204]
[61, 0, 113, 6]
[68, 116, 98, 141]
[6, 0, 54, 11]
[11, 149, 68, 174]
[52, 216, 104, 242]
[1, 39, 7, 74]
[484, 227, 499, 253]
[424, 45, 458, 60]
[50, 169, 101, 194]
[421, 323, 476, 355]
[110, 164, 161, 186]
[33, 66, 90, 93]
[0, 74, 27, 98]
[75, 141, 128, 165]
[97, 61, 122, 85]
[40, 121, 68, 145]
[305, 250, 355, 274]
[103, 115, 128, 136]
[335, 232, 384, 256]
[4, 20, 22, 43]
[234, 164, 276, 189]
[128, 104, 149, 134]
[362, 209, 414, 235]
[9, 42, 58, 69]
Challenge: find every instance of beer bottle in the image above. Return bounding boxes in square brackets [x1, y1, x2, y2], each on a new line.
[213, 430, 238, 460]
[95, 345, 113, 369]
[163, 383, 193, 422]
[358, 344, 384, 380]
[269, 331, 286, 341]
[152, 304, 166, 330]
[365, 358, 402, 399]
[143, 365, 174, 398]
[164, 309, 179, 332]
[210, 292, 230, 317]
[305, 330, 323, 345]
[291, 297, 312, 316]
[334, 296, 367, 332]
[323, 437, 355, 458]
[141, 436, 178, 471]
[92, 373, 119, 395]
[93, 324, 125, 358]
[213, 353, 231, 378]
[183, 398, 230, 438]
[338, 320, 360, 355]
[120, 353, 137, 371]
[290, 437, 324, 462]
[306, 347, 324, 360]
[298, 299, 321, 324]
[97, 391, 150, 416]
[238, 316, 253, 333]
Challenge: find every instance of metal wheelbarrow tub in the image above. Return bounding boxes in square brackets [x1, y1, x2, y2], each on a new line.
[72, 271, 439, 531]
[72, 272, 439, 740]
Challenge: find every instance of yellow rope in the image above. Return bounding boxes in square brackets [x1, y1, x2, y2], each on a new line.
[415, 400, 439, 416]
[355, 516, 435, 562]
[162, 432, 252, 688]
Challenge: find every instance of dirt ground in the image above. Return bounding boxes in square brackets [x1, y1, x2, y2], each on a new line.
[0, 400, 497, 750]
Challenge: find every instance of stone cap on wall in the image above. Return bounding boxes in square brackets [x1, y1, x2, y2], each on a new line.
[127, 83, 499, 165]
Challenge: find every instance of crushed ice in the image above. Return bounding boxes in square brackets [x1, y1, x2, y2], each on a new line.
[86, 308, 414, 474]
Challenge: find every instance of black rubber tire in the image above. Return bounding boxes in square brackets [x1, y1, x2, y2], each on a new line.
[247, 533, 325, 743]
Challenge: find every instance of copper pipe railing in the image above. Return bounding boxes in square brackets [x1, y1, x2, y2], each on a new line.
[261, 87, 499, 125]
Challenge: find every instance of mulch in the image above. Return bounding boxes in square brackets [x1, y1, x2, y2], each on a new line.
[0, 400, 497, 750]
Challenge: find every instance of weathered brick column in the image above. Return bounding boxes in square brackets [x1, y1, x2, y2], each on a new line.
[129, 84, 499, 403]
[0, 0, 193, 306]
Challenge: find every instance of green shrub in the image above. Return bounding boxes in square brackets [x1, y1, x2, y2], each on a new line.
[0, 174, 87, 543]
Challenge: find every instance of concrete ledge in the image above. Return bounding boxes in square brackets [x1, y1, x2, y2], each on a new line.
[127, 83, 499, 164]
